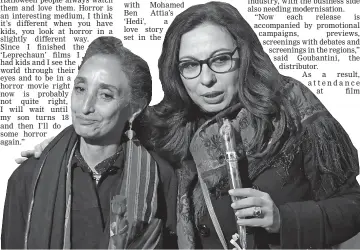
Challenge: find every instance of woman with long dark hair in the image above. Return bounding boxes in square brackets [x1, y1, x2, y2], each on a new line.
[146, 2, 360, 249]
[14, 2, 360, 249]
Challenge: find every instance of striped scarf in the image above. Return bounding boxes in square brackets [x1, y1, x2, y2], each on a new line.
[25, 125, 162, 249]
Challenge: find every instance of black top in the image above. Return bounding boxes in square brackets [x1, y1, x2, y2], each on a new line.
[71, 146, 124, 249]
[1, 146, 178, 249]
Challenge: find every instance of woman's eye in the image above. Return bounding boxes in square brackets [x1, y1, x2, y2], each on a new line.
[100, 93, 114, 100]
[75, 86, 85, 93]
[212, 55, 230, 64]
[181, 61, 198, 69]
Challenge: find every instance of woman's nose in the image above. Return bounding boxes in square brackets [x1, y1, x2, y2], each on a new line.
[81, 94, 95, 114]
[199, 64, 216, 86]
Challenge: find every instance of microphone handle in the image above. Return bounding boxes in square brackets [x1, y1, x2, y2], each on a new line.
[227, 155, 247, 250]
[220, 119, 247, 250]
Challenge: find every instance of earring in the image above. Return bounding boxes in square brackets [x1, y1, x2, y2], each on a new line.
[125, 119, 136, 140]
[125, 109, 141, 140]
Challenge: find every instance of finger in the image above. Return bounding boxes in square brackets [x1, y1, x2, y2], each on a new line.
[42, 137, 53, 149]
[237, 218, 264, 227]
[15, 157, 27, 164]
[229, 188, 263, 198]
[34, 144, 43, 158]
[20, 150, 35, 157]
[34, 137, 53, 157]
[34, 152, 41, 158]
[235, 206, 267, 218]
[231, 197, 263, 210]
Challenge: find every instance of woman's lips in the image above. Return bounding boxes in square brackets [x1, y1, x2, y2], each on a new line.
[202, 91, 224, 104]
[202, 91, 223, 98]
[76, 116, 98, 125]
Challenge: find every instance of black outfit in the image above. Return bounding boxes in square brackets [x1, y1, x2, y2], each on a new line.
[2, 143, 178, 249]
[175, 78, 360, 249]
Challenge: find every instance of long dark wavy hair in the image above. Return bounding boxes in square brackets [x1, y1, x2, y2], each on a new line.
[147, 2, 300, 163]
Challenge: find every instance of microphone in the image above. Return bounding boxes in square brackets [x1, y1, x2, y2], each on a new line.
[220, 118, 246, 250]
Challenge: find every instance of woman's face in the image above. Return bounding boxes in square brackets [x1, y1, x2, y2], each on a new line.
[71, 54, 131, 143]
[178, 23, 239, 113]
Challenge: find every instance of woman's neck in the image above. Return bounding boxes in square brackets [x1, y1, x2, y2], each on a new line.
[79, 138, 120, 170]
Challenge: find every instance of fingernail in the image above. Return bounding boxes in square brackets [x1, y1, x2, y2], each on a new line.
[235, 211, 240, 217]
[231, 203, 235, 208]
[228, 189, 234, 194]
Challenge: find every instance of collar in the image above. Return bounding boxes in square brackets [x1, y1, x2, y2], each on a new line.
[72, 143, 124, 175]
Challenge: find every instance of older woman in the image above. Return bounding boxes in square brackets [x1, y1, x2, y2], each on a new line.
[14, 2, 360, 249]
[2, 37, 177, 249]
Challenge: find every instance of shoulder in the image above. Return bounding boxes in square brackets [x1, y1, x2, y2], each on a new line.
[6, 157, 39, 205]
[148, 151, 177, 184]
[8, 157, 38, 187]
[280, 76, 328, 124]
[280, 79, 359, 198]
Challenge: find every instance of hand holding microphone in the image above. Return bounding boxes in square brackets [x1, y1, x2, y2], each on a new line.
[220, 119, 281, 234]
[229, 188, 281, 234]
